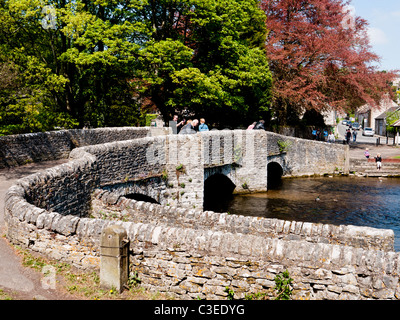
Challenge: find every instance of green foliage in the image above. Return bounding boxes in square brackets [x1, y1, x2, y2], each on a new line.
[0, 0, 148, 133]
[161, 169, 169, 182]
[277, 140, 292, 153]
[224, 286, 235, 300]
[274, 270, 293, 300]
[127, 271, 142, 288]
[245, 291, 269, 300]
[385, 109, 400, 134]
[137, 0, 272, 128]
[145, 114, 158, 126]
[0, 0, 272, 134]
[175, 164, 185, 172]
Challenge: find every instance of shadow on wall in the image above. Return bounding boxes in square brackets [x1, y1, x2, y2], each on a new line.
[203, 174, 236, 212]
[267, 162, 283, 190]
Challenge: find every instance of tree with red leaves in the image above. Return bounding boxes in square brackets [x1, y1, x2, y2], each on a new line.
[260, 0, 398, 126]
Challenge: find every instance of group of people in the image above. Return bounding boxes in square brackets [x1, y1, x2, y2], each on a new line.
[345, 128, 358, 144]
[312, 129, 336, 143]
[173, 116, 268, 134]
[173, 115, 209, 134]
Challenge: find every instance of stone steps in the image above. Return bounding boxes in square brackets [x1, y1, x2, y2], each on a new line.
[350, 158, 400, 177]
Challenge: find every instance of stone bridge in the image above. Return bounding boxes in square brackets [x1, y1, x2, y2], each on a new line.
[6, 128, 400, 300]
[92, 130, 350, 211]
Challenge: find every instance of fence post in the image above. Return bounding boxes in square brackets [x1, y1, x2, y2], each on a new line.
[100, 225, 129, 293]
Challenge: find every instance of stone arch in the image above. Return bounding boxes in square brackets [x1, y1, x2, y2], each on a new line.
[124, 193, 160, 204]
[203, 174, 236, 212]
[101, 177, 166, 205]
[267, 161, 284, 189]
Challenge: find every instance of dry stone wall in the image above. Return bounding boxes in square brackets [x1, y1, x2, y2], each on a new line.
[0, 127, 154, 168]
[266, 132, 350, 176]
[5, 128, 398, 300]
[92, 190, 395, 252]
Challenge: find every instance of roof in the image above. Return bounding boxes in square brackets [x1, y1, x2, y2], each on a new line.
[357, 98, 398, 115]
[375, 106, 399, 120]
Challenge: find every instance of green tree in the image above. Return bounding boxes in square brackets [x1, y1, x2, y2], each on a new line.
[137, 0, 273, 128]
[0, 0, 272, 134]
[386, 108, 400, 135]
[0, 0, 147, 133]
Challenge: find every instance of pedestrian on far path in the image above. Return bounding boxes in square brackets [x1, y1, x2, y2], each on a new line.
[312, 129, 317, 140]
[352, 130, 357, 142]
[375, 153, 382, 171]
[346, 129, 351, 144]
[328, 132, 335, 143]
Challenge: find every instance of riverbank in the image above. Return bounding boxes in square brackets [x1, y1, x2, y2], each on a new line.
[348, 144, 400, 177]
[349, 143, 400, 159]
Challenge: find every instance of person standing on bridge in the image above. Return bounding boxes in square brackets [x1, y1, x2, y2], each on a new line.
[328, 132, 335, 143]
[172, 115, 185, 134]
[179, 119, 199, 134]
[198, 118, 209, 132]
[253, 120, 265, 130]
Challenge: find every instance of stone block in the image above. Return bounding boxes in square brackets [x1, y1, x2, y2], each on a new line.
[100, 224, 129, 292]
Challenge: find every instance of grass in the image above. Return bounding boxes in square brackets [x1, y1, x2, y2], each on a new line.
[13, 246, 172, 300]
[0, 289, 13, 300]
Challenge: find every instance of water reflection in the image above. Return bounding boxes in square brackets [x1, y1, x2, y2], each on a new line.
[223, 177, 400, 251]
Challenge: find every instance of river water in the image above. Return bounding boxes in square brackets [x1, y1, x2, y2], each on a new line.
[222, 177, 400, 251]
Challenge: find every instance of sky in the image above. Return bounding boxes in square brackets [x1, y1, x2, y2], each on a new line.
[350, 0, 400, 72]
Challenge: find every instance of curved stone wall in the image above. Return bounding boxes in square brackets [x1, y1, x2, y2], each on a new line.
[0, 127, 161, 168]
[4, 128, 400, 300]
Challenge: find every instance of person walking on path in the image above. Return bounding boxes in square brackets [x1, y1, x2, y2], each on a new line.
[352, 130, 357, 142]
[346, 129, 351, 144]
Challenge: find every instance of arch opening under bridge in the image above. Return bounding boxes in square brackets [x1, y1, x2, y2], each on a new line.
[203, 173, 236, 212]
[267, 161, 284, 190]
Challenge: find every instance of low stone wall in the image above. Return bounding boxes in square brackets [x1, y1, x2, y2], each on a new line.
[0, 127, 155, 168]
[92, 190, 395, 252]
[6, 187, 400, 299]
[266, 132, 350, 177]
[126, 220, 400, 300]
